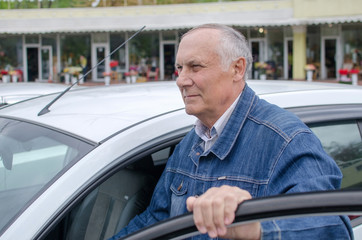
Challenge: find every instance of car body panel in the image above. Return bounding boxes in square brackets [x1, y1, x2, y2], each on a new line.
[1, 83, 186, 142]
[0, 82, 72, 106]
[355, 223, 362, 239]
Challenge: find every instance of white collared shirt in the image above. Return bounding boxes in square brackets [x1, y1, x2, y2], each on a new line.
[195, 93, 241, 152]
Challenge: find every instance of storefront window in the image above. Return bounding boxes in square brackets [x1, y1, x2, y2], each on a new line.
[42, 35, 58, 81]
[60, 34, 91, 81]
[342, 23, 362, 71]
[307, 25, 321, 79]
[162, 31, 176, 41]
[249, 28, 266, 80]
[0, 36, 23, 82]
[250, 27, 265, 39]
[25, 35, 39, 44]
[110, 33, 126, 72]
[267, 28, 284, 79]
[128, 32, 159, 77]
[42, 36, 57, 55]
[237, 28, 248, 38]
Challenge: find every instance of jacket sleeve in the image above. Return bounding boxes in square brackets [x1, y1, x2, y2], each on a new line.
[260, 131, 353, 239]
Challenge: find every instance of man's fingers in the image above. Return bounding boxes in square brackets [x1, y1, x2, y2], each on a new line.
[223, 195, 238, 225]
[187, 196, 209, 234]
[187, 186, 254, 238]
[210, 196, 227, 236]
[186, 196, 197, 212]
[192, 197, 208, 234]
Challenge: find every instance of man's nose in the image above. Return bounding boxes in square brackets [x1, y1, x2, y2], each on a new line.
[176, 70, 193, 87]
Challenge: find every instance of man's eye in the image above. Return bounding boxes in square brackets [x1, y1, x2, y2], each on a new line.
[192, 65, 202, 70]
[176, 66, 183, 72]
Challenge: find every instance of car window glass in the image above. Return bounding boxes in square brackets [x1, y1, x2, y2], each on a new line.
[151, 146, 171, 165]
[0, 117, 94, 235]
[309, 121, 362, 189]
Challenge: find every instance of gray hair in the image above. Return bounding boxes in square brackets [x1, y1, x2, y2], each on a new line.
[182, 24, 253, 79]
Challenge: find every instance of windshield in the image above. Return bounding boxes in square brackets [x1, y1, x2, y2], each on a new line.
[0, 117, 94, 234]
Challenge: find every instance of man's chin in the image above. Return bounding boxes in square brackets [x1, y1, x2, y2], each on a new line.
[185, 107, 198, 116]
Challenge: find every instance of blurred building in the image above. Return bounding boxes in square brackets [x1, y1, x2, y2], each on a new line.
[0, 0, 361, 83]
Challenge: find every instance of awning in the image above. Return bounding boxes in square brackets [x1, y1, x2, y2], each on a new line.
[0, 1, 360, 34]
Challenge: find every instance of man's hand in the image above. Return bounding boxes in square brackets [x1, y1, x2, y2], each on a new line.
[186, 185, 261, 240]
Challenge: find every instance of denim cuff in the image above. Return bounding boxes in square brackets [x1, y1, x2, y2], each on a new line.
[260, 221, 281, 240]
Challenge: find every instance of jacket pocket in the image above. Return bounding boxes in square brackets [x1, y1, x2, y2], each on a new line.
[170, 177, 188, 196]
[170, 176, 188, 217]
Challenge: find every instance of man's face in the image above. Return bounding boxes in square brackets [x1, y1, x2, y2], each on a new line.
[175, 29, 237, 128]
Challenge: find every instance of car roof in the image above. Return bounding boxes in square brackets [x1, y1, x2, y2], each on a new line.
[0, 80, 362, 143]
[0, 82, 72, 105]
[0, 82, 186, 142]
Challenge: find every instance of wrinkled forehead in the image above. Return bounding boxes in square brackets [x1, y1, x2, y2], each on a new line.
[176, 32, 221, 65]
[181, 27, 221, 41]
[178, 28, 221, 55]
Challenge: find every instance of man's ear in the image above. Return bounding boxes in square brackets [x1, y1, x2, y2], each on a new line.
[233, 57, 247, 82]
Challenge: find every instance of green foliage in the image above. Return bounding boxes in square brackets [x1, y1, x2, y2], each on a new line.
[0, 0, 246, 9]
[0, 0, 77, 9]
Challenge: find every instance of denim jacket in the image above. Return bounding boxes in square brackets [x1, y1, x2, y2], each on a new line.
[111, 85, 352, 239]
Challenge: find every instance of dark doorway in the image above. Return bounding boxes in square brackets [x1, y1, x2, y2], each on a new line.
[27, 47, 39, 82]
[325, 39, 337, 79]
[287, 40, 293, 79]
[163, 44, 175, 80]
[251, 41, 260, 79]
[96, 46, 106, 79]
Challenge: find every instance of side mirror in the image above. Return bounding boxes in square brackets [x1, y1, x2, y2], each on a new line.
[0, 146, 13, 170]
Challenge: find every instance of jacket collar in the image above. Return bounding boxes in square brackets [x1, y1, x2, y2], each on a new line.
[209, 84, 257, 160]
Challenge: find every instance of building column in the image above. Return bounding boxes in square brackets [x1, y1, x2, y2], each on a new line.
[292, 25, 307, 80]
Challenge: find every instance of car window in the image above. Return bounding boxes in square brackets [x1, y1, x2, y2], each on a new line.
[308, 120, 362, 189]
[0, 117, 94, 235]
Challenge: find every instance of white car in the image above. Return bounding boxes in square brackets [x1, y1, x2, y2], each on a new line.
[0, 82, 74, 106]
[0, 80, 361, 239]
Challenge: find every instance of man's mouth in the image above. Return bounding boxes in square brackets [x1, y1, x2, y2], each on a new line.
[183, 94, 199, 100]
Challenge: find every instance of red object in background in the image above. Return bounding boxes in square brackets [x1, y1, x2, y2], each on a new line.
[339, 69, 349, 75]
[349, 69, 359, 74]
[1, 70, 8, 75]
[15, 69, 23, 82]
[110, 60, 118, 68]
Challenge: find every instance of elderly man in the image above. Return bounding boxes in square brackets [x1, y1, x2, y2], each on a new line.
[110, 24, 352, 239]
